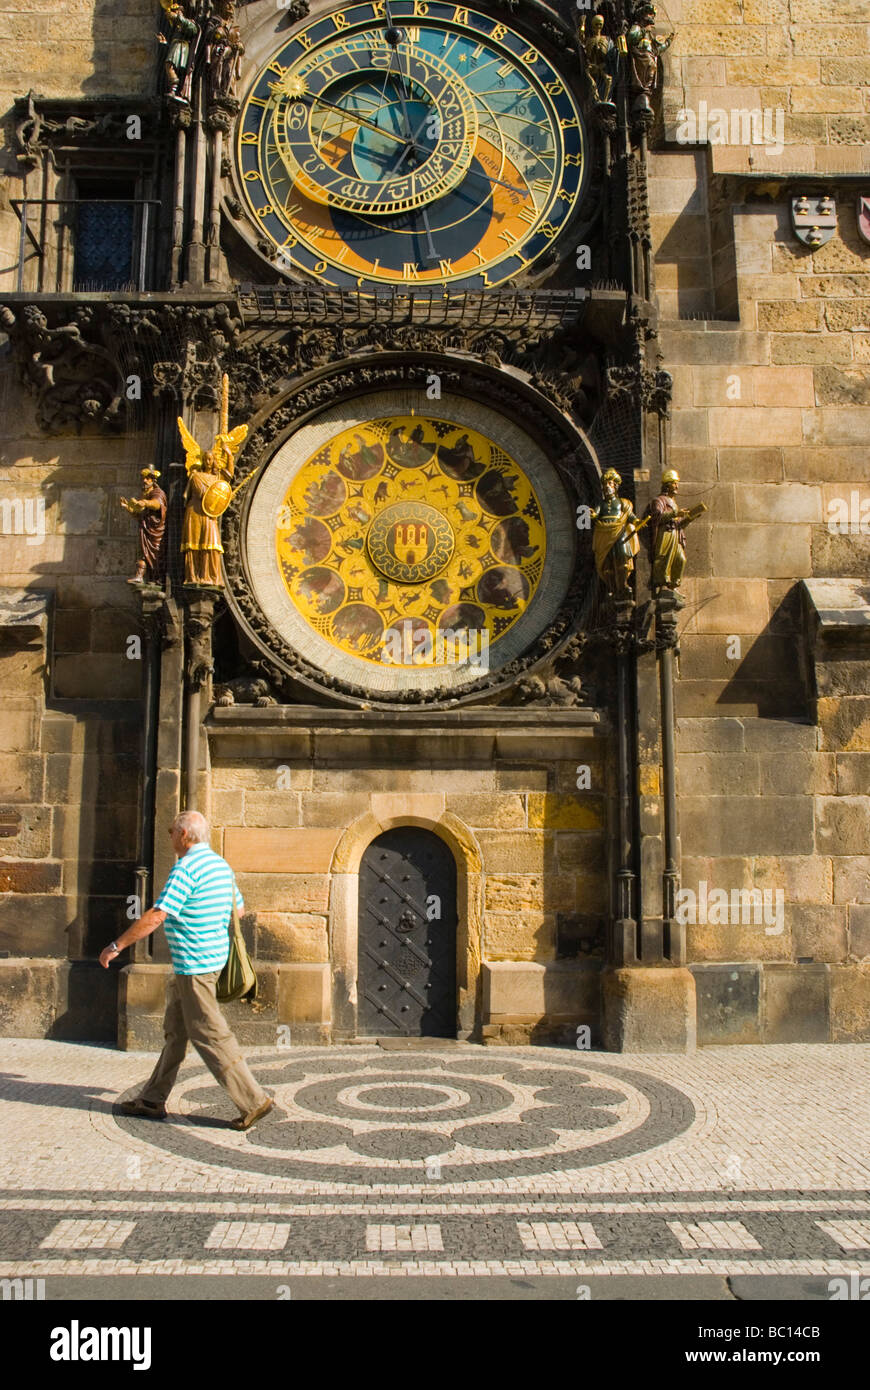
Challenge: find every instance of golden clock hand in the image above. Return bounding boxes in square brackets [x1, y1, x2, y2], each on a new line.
[389, 115, 529, 200]
[305, 93, 409, 146]
[463, 165, 528, 198]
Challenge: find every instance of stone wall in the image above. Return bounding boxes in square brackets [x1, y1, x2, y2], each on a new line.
[0, 381, 148, 1037]
[660, 0, 870, 178]
[205, 726, 611, 1043]
[0, 0, 154, 114]
[0, 0, 156, 276]
[648, 2, 870, 1043]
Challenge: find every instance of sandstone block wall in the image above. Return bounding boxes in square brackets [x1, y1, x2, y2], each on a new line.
[0, 386, 147, 1017]
[648, 2, 870, 1041]
[206, 739, 611, 1041]
[0, 0, 156, 277]
[209, 750, 610, 969]
[660, 0, 870, 177]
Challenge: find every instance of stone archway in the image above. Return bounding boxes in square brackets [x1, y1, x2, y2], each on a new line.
[329, 804, 483, 1041]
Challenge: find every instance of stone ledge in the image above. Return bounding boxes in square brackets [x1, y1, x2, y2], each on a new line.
[0, 958, 116, 1041]
[803, 578, 870, 637]
[0, 589, 50, 644]
[207, 708, 604, 766]
[482, 959, 601, 1024]
[601, 967, 697, 1054]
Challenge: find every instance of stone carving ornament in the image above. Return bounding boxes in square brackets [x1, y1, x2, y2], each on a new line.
[0, 304, 125, 433]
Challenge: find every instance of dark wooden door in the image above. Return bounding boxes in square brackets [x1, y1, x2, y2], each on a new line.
[358, 828, 457, 1037]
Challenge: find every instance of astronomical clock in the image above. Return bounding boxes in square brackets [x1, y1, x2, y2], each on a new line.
[233, 1, 588, 290]
[218, 0, 631, 708]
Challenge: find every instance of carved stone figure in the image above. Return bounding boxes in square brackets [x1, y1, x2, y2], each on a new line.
[158, 1, 200, 102]
[627, 2, 673, 116]
[213, 677, 278, 707]
[592, 468, 644, 601]
[206, 1, 245, 101]
[580, 14, 617, 107]
[0, 304, 124, 433]
[642, 469, 707, 592]
[120, 468, 167, 586]
[516, 673, 586, 707]
[178, 375, 249, 588]
[14, 91, 43, 165]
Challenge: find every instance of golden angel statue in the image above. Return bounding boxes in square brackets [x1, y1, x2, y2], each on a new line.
[178, 375, 249, 587]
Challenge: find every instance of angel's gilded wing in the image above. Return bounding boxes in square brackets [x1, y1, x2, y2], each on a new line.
[212, 423, 249, 476]
[224, 424, 248, 455]
[177, 417, 203, 473]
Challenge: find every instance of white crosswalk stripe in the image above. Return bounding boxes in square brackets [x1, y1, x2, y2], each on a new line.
[40, 1219, 136, 1250]
[517, 1220, 603, 1251]
[204, 1222, 290, 1251]
[667, 1220, 761, 1251]
[365, 1224, 444, 1252]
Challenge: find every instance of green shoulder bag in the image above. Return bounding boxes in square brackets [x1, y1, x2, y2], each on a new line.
[216, 901, 258, 1002]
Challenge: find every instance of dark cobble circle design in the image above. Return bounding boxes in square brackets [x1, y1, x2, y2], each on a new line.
[113, 1052, 696, 1186]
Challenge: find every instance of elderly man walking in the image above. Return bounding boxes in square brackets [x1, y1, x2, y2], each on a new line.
[100, 811, 274, 1131]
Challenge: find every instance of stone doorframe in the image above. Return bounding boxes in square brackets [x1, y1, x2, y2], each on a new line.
[329, 802, 484, 1041]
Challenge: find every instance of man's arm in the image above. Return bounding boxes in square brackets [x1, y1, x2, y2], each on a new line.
[98, 907, 167, 970]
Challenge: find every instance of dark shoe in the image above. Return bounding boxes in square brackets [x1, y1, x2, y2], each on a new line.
[230, 1096, 274, 1132]
[118, 1097, 167, 1120]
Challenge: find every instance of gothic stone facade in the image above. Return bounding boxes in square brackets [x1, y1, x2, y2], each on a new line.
[0, 0, 868, 1050]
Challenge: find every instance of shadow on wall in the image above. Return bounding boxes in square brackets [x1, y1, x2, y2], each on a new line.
[82, 0, 157, 97]
[1, 433, 147, 986]
[652, 147, 718, 321]
[714, 585, 812, 718]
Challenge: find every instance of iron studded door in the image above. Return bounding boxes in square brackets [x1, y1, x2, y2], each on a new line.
[358, 828, 457, 1037]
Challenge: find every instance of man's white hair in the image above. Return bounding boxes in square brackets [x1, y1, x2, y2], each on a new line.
[173, 810, 210, 843]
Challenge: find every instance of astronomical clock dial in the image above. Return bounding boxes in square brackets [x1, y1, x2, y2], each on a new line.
[243, 392, 575, 697]
[236, 0, 586, 289]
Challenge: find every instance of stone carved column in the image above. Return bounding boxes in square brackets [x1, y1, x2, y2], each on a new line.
[182, 589, 219, 813]
[655, 589, 685, 966]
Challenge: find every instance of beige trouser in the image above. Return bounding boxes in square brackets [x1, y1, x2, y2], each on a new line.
[140, 970, 269, 1115]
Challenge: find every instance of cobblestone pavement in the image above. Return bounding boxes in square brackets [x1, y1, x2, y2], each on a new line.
[1, 1039, 869, 1299]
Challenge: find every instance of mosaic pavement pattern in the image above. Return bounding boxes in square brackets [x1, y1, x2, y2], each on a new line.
[111, 1050, 695, 1184]
[1, 1040, 869, 1284]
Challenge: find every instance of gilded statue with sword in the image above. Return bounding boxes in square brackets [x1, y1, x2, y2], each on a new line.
[178, 375, 256, 588]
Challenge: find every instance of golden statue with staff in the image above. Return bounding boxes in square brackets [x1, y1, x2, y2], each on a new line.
[591, 468, 650, 600]
[178, 374, 254, 588]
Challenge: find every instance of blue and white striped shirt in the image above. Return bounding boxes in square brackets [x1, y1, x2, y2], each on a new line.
[154, 843, 244, 976]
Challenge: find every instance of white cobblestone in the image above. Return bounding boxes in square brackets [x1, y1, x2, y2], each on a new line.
[365, 1224, 444, 1252]
[39, 1219, 136, 1251]
[204, 1222, 290, 1251]
[1, 1040, 869, 1282]
[816, 1219, 870, 1251]
[666, 1220, 762, 1252]
[517, 1220, 603, 1251]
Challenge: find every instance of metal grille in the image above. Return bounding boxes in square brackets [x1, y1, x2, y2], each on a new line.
[238, 284, 587, 331]
[73, 202, 135, 291]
